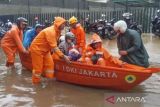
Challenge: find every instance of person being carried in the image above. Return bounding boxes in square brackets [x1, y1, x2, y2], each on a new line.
[23, 24, 43, 49]
[79, 33, 123, 67]
[59, 32, 81, 61]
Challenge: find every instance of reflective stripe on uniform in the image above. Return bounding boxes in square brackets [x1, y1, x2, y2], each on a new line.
[32, 69, 41, 77]
[45, 70, 54, 74]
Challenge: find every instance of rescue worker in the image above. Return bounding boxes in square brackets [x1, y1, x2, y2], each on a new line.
[114, 20, 149, 68]
[79, 33, 123, 67]
[69, 16, 86, 54]
[1, 17, 28, 68]
[23, 24, 43, 49]
[30, 17, 70, 84]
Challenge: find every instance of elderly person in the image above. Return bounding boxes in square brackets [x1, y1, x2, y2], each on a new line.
[113, 20, 149, 68]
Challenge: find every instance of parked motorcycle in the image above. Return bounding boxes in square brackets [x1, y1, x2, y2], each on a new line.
[5, 19, 13, 31]
[105, 18, 117, 40]
[84, 14, 116, 40]
[151, 9, 160, 36]
[95, 18, 107, 39]
[122, 12, 142, 35]
[0, 21, 7, 39]
[96, 18, 116, 40]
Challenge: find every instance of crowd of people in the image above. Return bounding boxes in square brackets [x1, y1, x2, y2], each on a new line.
[0, 16, 150, 84]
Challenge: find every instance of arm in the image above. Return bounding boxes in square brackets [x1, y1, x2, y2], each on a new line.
[126, 32, 141, 53]
[103, 48, 123, 66]
[12, 29, 25, 53]
[45, 32, 64, 58]
[58, 42, 65, 54]
[117, 37, 122, 52]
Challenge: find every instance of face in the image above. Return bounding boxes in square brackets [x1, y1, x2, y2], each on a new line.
[116, 29, 121, 35]
[20, 21, 27, 30]
[36, 27, 43, 34]
[66, 39, 72, 43]
[70, 23, 77, 29]
[59, 23, 66, 31]
[91, 42, 101, 49]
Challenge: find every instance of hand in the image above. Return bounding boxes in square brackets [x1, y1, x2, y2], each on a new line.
[23, 50, 29, 55]
[86, 52, 92, 57]
[119, 50, 128, 56]
[78, 48, 82, 54]
[120, 62, 127, 68]
[63, 55, 71, 64]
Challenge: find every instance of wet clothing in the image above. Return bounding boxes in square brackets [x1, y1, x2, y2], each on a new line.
[58, 41, 74, 55]
[68, 48, 81, 61]
[80, 34, 123, 66]
[117, 29, 149, 68]
[23, 28, 37, 49]
[81, 45, 122, 66]
[59, 41, 81, 61]
[30, 17, 66, 84]
[1, 25, 25, 65]
[70, 24, 86, 52]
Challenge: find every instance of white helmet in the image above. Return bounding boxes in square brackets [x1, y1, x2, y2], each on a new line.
[114, 20, 127, 34]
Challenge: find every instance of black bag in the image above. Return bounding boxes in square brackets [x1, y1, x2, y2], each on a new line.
[91, 54, 103, 64]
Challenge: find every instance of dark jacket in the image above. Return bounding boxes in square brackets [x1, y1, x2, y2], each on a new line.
[117, 29, 149, 68]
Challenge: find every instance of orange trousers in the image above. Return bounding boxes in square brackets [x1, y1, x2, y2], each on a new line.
[1, 45, 17, 67]
[31, 51, 54, 84]
[79, 57, 106, 66]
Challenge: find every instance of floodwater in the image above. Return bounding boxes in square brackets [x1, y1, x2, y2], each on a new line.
[0, 34, 160, 107]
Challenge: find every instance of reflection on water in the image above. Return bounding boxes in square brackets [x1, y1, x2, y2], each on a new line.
[0, 34, 160, 107]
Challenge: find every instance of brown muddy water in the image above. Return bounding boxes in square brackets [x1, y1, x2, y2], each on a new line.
[0, 34, 160, 107]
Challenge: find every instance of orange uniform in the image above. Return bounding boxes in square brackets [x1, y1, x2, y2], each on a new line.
[70, 24, 86, 53]
[80, 34, 123, 67]
[1, 25, 25, 66]
[30, 17, 66, 84]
